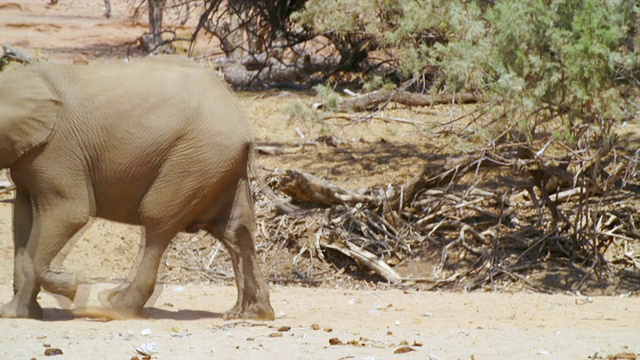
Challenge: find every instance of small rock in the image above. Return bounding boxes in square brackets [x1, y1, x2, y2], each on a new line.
[268, 332, 283, 338]
[329, 338, 343, 345]
[537, 349, 550, 356]
[607, 353, 637, 360]
[394, 346, 415, 354]
[277, 326, 291, 332]
[135, 343, 158, 356]
[368, 309, 381, 316]
[324, 327, 333, 332]
[72, 53, 89, 65]
[310, 324, 321, 330]
[44, 348, 63, 356]
[140, 328, 152, 336]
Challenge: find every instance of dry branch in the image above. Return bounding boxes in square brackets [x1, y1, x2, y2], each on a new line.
[387, 151, 506, 210]
[1, 44, 34, 65]
[338, 90, 483, 112]
[254, 140, 640, 292]
[323, 242, 403, 283]
[279, 170, 379, 206]
[0, 180, 14, 196]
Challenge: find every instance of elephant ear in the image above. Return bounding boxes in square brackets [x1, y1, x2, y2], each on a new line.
[0, 68, 60, 169]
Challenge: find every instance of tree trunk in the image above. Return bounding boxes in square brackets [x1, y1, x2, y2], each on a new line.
[148, 0, 166, 49]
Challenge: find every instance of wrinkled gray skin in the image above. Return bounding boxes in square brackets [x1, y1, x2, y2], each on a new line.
[0, 56, 274, 320]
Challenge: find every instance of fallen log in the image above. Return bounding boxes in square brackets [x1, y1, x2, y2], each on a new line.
[323, 241, 403, 283]
[338, 90, 483, 112]
[279, 170, 379, 206]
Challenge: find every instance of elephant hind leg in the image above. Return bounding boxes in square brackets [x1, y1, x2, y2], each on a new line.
[94, 228, 176, 319]
[207, 178, 275, 321]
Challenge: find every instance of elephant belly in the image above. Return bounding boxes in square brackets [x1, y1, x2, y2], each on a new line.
[93, 182, 148, 225]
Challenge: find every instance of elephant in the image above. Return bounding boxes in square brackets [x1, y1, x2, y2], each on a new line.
[0, 55, 275, 320]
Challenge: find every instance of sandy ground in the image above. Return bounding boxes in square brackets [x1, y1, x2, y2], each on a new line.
[1, 284, 639, 360]
[2, 1, 640, 359]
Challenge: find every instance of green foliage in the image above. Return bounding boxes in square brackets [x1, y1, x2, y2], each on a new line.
[480, 0, 639, 141]
[312, 83, 342, 111]
[287, 0, 640, 163]
[293, 0, 639, 136]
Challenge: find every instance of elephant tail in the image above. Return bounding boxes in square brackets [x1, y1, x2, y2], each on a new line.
[246, 143, 298, 214]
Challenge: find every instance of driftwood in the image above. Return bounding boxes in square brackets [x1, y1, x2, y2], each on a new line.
[1, 44, 35, 67]
[323, 242, 403, 283]
[0, 180, 14, 196]
[255, 145, 303, 156]
[251, 138, 640, 292]
[220, 54, 336, 89]
[386, 151, 506, 211]
[279, 170, 379, 206]
[338, 90, 483, 112]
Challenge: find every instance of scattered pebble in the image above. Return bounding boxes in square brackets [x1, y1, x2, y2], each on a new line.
[268, 332, 283, 338]
[329, 338, 343, 345]
[140, 328, 152, 336]
[537, 348, 550, 356]
[44, 348, 63, 356]
[170, 328, 190, 338]
[607, 352, 637, 360]
[311, 324, 321, 330]
[324, 327, 333, 332]
[135, 343, 159, 357]
[277, 326, 291, 332]
[394, 346, 415, 354]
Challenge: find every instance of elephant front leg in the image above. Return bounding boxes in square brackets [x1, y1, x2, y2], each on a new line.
[0, 191, 42, 318]
[0, 250, 43, 318]
[94, 231, 173, 319]
[1, 190, 89, 319]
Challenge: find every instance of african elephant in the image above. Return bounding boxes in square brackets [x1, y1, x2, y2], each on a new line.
[0, 55, 275, 320]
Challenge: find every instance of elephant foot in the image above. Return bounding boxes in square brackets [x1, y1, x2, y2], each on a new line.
[71, 286, 144, 321]
[224, 301, 275, 321]
[41, 270, 78, 300]
[0, 298, 43, 319]
[96, 286, 145, 319]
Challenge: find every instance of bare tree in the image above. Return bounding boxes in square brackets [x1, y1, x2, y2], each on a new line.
[148, 0, 166, 49]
